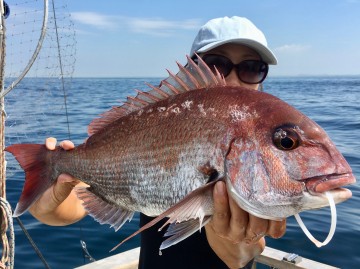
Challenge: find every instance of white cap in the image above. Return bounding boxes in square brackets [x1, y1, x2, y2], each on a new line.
[190, 16, 277, 65]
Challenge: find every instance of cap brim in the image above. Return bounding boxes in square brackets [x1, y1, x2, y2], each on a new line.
[193, 38, 277, 65]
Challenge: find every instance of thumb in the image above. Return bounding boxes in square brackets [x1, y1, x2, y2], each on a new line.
[52, 176, 80, 206]
[29, 174, 80, 216]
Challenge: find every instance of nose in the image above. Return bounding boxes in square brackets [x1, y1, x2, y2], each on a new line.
[224, 69, 244, 86]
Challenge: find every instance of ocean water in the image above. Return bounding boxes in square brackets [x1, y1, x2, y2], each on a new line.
[3, 76, 360, 269]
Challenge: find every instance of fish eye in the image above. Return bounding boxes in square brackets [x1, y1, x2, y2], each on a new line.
[273, 127, 300, 150]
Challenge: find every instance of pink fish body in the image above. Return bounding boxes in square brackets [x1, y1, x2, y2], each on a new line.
[6, 56, 355, 249]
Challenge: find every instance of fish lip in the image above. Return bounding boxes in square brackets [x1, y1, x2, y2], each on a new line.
[304, 172, 356, 194]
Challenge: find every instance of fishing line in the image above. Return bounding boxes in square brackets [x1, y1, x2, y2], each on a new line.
[294, 191, 337, 248]
[14, 217, 51, 269]
[51, 0, 71, 141]
[50, 1, 95, 264]
[50, 0, 94, 264]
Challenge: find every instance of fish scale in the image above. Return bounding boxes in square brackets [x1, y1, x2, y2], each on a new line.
[48, 92, 227, 215]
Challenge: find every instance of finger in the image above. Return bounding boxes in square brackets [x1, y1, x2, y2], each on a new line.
[267, 219, 286, 239]
[52, 180, 78, 205]
[245, 215, 268, 244]
[211, 181, 230, 234]
[31, 178, 77, 214]
[45, 137, 57, 150]
[228, 195, 248, 239]
[58, 173, 80, 184]
[59, 140, 75, 150]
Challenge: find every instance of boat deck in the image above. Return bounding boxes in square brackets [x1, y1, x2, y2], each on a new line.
[75, 246, 339, 269]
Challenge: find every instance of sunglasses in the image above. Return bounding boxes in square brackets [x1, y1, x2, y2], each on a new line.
[199, 54, 269, 84]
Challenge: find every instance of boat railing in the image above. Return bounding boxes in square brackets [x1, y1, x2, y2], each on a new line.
[74, 246, 340, 269]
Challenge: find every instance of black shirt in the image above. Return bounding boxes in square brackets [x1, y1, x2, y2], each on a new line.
[138, 214, 253, 269]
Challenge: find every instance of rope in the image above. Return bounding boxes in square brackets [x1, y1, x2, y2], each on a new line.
[0, 198, 14, 269]
[0, 2, 12, 269]
[0, 198, 50, 269]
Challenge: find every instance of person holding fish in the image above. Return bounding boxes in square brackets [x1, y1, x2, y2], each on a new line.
[9, 16, 353, 269]
[30, 16, 285, 269]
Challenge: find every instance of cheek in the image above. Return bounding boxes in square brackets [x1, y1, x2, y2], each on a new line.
[261, 148, 305, 194]
[226, 139, 305, 200]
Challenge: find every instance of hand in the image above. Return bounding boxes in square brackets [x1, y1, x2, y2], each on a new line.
[205, 181, 286, 269]
[28, 137, 88, 226]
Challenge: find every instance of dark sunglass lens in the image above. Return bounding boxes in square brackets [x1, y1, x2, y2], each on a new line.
[237, 61, 268, 84]
[202, 55, 233, 77]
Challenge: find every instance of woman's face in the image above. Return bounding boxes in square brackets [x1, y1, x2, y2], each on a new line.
[203, 43, 262, 90]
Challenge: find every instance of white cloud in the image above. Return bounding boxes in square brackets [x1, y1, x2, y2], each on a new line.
[71, 12, 117, 29]
[126, 17, 202, 36]
[274, 44, 311, 53]
[71, 12, 201, 36]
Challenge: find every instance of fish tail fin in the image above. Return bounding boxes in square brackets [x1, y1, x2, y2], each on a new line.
[5, 144, 56, 217]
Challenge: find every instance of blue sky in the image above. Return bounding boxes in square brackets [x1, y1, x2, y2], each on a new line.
[66, 0, 360, 77]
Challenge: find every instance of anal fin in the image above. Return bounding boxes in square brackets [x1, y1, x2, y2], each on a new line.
[75, 187, 134, 231]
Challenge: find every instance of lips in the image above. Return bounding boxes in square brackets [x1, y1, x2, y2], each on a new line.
[305, 173, 356, 193]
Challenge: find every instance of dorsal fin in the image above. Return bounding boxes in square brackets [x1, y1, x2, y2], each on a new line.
[88, 54, 226, 136]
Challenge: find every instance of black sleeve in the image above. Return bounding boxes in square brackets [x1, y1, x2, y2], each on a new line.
[138, 213, 254, 269]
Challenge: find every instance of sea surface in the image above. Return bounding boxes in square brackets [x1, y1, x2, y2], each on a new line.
[3, 76, 360, 269]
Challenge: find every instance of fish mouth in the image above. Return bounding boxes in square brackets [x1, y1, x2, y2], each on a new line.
[304, 173, 356, 194]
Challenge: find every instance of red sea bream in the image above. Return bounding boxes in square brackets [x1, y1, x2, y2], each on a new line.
[6, 56, 356, 250]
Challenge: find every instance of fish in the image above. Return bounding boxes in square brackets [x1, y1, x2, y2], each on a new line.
[6, 56, 356, 250]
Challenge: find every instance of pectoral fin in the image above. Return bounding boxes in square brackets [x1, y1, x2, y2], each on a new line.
[160, 217, 211, 250]
[111, 180, 218, 251]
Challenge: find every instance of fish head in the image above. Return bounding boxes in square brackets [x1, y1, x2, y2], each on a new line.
[224, 88, 356, 220]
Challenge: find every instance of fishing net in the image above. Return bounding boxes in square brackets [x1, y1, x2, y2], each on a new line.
[4, 0, 76, 159]
[0, 1, 76, 268]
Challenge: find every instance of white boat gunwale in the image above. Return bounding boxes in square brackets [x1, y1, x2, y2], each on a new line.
[74, 246, 339, 269]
